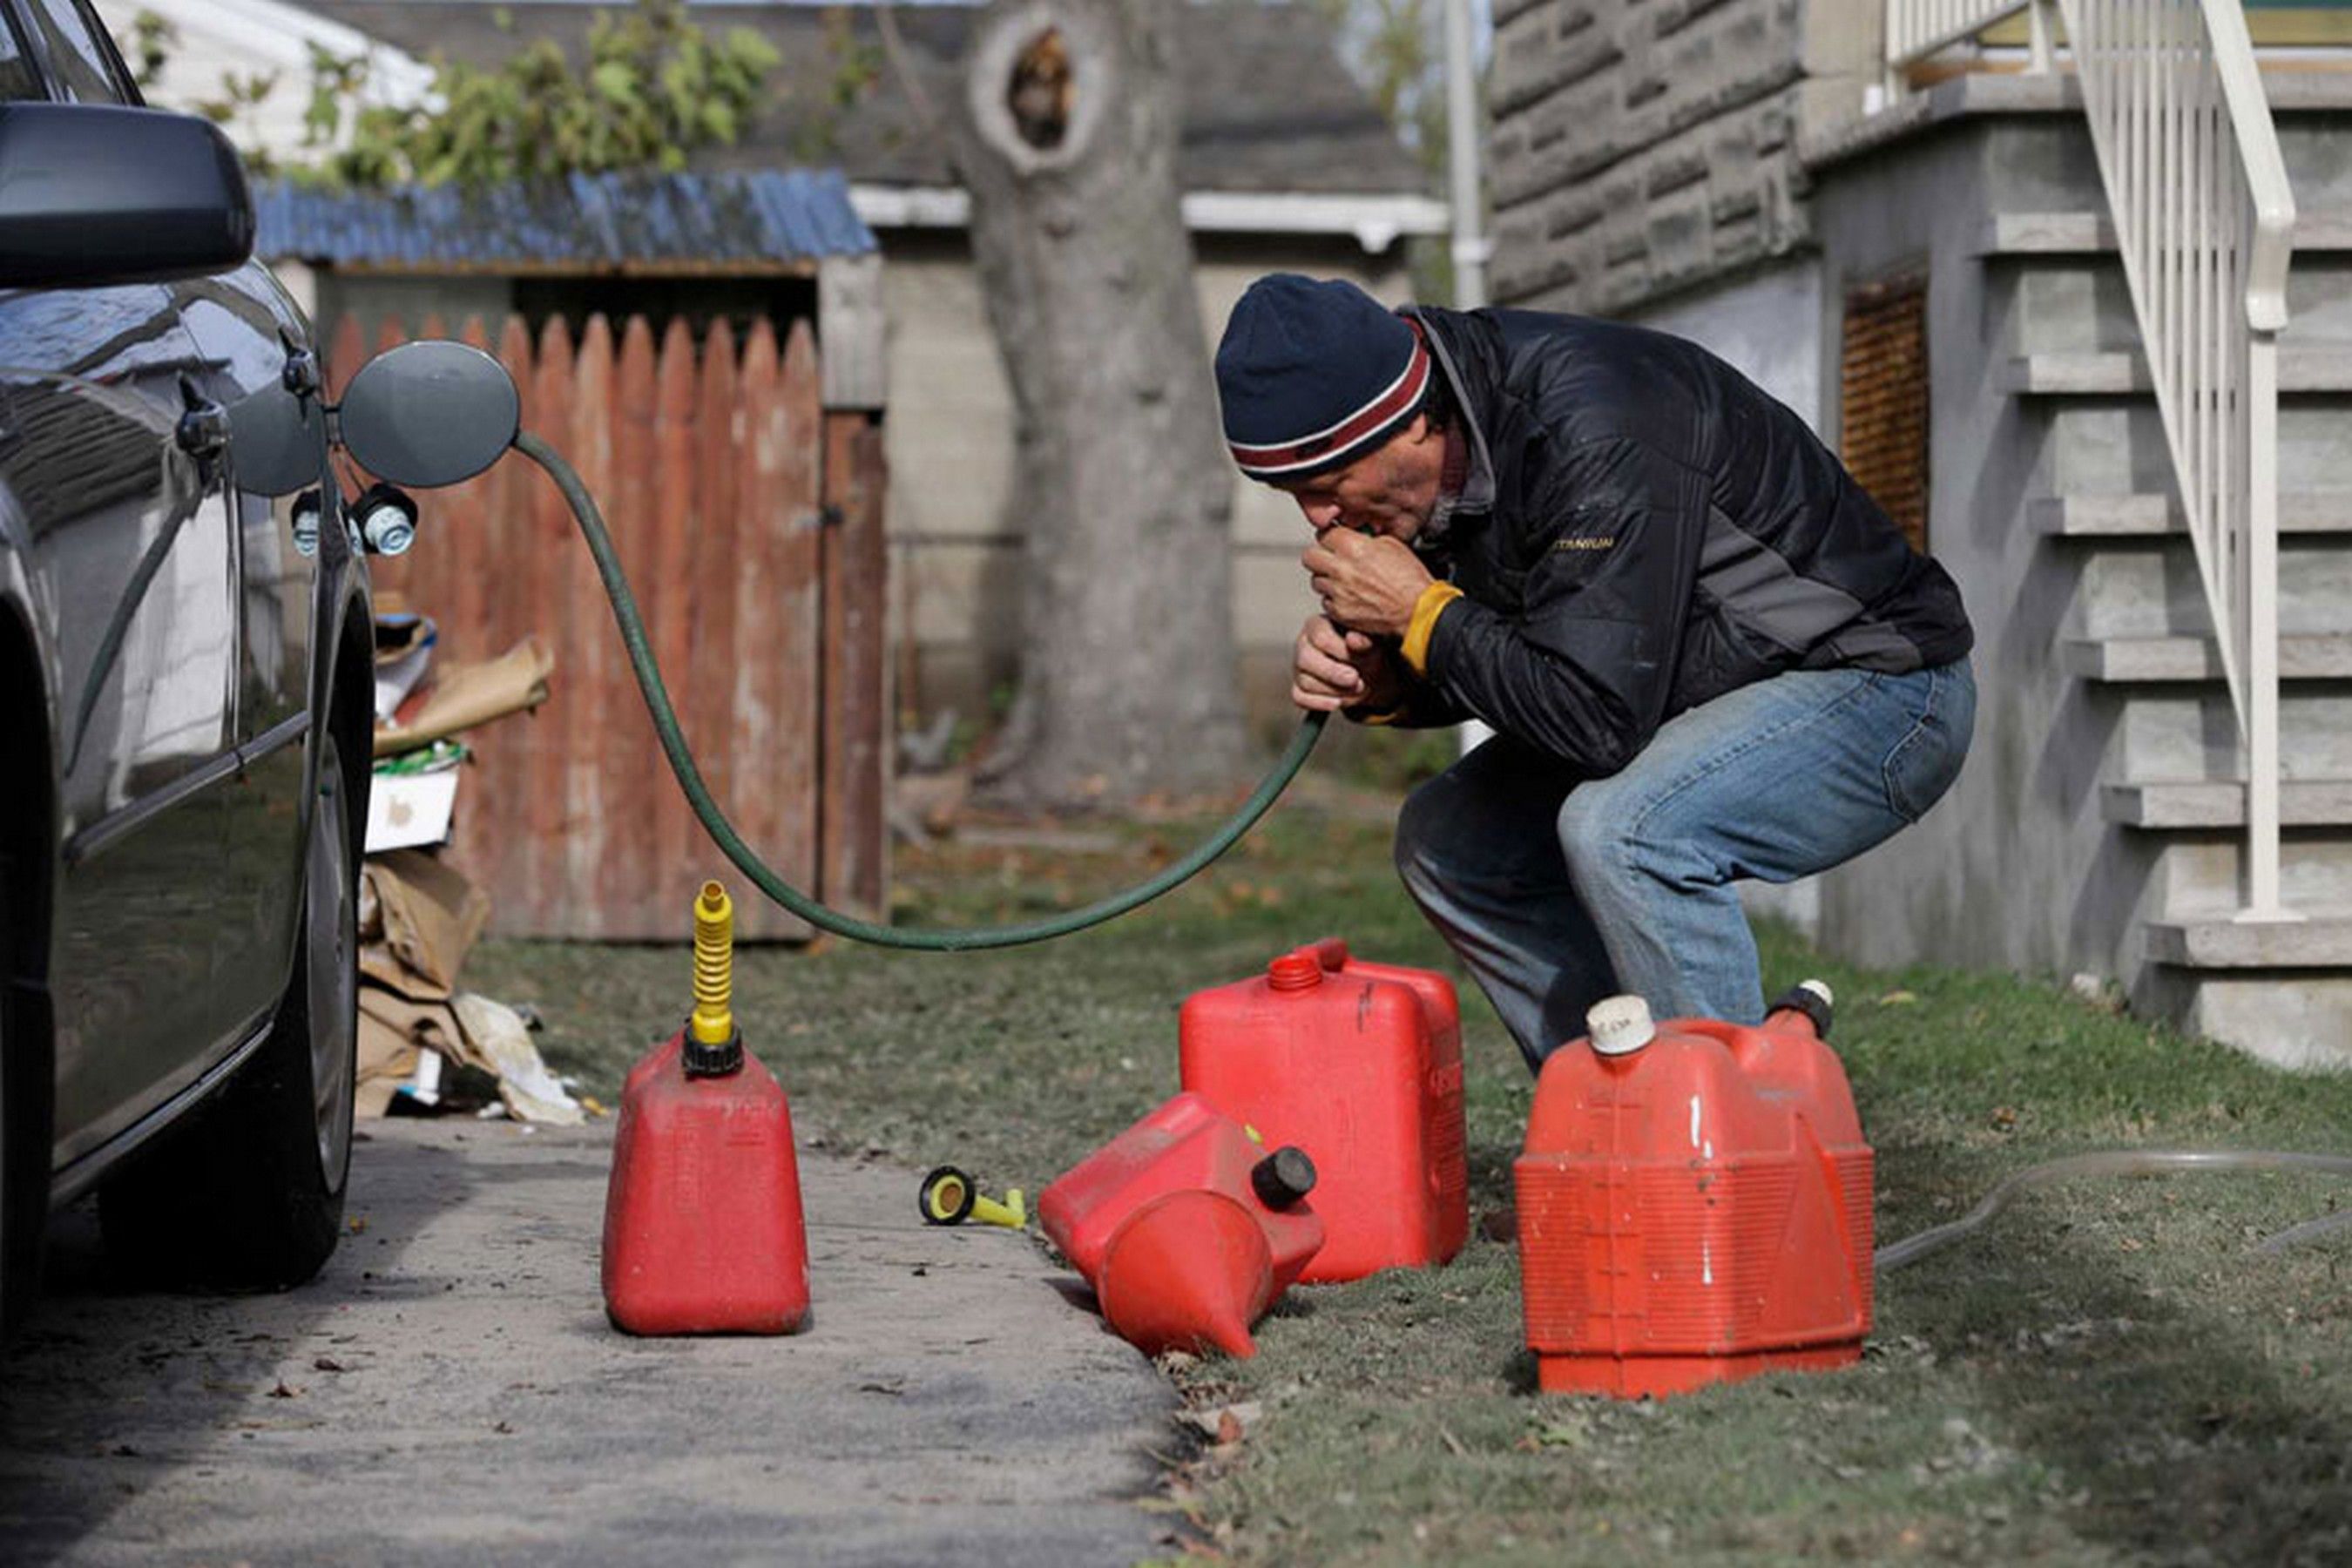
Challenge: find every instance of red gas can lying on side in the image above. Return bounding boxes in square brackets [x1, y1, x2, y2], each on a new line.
[1180, 938, 1467, 1282]
[1038, 1092, 1323, 1358]
[1516, 983, 1872, 1398]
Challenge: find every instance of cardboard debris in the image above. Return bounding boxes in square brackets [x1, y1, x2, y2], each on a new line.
[357, 990, 469, 1117]
[374, 636, 553, 758]
[355, 1013, 422, 1119]
[360, 850, 491, 1001]
[352, 850, 580, 1125]
[355, 989, 582, 1126]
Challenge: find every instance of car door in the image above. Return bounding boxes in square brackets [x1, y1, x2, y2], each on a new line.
[0, 0, 243, 1165]
[172, 270, 326, 1033]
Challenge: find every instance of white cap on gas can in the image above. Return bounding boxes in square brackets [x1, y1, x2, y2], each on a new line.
[1586, 994, 1657, 1057]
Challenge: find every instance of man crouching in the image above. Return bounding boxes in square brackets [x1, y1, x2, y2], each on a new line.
[1214, 274, 1975, 1071]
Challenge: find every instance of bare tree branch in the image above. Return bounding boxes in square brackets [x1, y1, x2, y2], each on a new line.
[870, 1, 948, 154]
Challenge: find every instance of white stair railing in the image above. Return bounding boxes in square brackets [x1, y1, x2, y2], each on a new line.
[1883, 0, 2299, 922]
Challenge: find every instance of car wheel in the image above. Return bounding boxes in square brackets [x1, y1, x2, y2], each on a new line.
[99, 730, 360, 1288]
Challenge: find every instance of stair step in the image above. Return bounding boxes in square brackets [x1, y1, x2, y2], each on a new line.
[1980, 210, 2352, 255]
[2105, 779, 2352, 828]
[2064, 633, 2352, 682]
[2006, 346, 2350, 395]
[2147, 914, 2352, 969]
[2033, 492, 2352, 536]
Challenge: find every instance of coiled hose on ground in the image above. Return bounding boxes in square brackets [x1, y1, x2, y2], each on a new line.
[517, 429, 2352, 1265]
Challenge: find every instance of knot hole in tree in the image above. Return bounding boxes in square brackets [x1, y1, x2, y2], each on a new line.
[1007, 26, 1072, 150]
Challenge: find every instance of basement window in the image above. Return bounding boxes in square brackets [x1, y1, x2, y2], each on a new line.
[1840, 274, 1930, 553]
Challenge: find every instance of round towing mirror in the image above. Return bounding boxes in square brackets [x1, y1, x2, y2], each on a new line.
[337, 339, 521, 489]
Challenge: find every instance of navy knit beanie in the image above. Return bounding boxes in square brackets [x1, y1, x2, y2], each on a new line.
[1214, 274, 1429, 483]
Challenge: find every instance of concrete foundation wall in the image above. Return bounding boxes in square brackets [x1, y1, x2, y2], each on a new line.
[1799, 113, 2156, 991]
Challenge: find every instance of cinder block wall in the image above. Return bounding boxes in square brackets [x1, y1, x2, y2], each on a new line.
[1489, 0, 1877, 315]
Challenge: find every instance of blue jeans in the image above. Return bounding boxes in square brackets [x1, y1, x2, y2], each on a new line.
[1394, 659, 1975, 1071]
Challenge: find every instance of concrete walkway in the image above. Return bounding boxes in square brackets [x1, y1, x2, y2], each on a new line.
[0, 1120, 1178, 1565]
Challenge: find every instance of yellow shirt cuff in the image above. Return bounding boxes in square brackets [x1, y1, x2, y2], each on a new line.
[1401, 582, 1463, 676]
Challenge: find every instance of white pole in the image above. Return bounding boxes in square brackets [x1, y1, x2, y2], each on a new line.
[1444, 0, 1495, 754]
[1444, 0, 1488, 311]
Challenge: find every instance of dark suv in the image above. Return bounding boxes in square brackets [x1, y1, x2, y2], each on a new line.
[0, 0, 372, 1328]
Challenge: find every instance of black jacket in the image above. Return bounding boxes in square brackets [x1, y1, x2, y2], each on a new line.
[1380, 305, 1972, 774]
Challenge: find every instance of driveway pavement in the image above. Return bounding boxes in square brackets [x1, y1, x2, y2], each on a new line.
[0, 1119, 1177, 1565]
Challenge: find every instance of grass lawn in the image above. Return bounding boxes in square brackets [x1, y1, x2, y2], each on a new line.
[465, 761, 2352, 1568]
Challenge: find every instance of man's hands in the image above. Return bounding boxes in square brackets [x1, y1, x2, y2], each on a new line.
[1301, 528, 1434, 639]
[1292, 614, 1405, 714]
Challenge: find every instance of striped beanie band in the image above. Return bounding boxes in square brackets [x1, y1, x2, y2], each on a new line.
[1214, 274, 1429, 483]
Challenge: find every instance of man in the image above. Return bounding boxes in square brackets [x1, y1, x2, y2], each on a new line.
[1214, 274, 1974, 1071]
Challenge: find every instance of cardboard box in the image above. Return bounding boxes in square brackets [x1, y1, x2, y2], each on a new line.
[365, 770, 460, 854]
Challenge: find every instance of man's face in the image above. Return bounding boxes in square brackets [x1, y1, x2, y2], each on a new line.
[1273, 414, 1445, 544]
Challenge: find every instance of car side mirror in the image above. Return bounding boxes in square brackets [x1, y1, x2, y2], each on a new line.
[337, 341, 521, 490]
[0, 104, 253, 289]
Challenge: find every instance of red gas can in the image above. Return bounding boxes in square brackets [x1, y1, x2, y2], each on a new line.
[601, 1029, 811, 1335]
[1179, 938, 1467, 1282]
[1516, 983, 1872, 1397]
[1038, 1092, 1323, 1357]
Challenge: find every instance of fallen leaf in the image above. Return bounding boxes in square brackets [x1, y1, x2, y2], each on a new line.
[313, 1357, 347, 1374]
[1179, 1402, 1261, 1443]
[267, 1382, 301, 1400]
[1877, 990, 1918, 1006]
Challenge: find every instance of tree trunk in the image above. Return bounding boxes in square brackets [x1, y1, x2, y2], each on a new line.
[949, 0, 1245, 807]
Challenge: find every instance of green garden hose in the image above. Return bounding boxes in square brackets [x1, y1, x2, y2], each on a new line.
[515, 431, 1328, 951]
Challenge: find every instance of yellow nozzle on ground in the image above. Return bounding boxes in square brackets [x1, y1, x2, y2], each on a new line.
[691, 880, 734, 1045]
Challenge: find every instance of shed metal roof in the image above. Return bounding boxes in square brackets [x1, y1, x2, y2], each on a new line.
[254, 167, 877, 274]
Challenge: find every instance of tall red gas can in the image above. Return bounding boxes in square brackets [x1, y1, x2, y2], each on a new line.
[1038, 1092, 1323, 1357]
[1179, 938, 1467, 1282]
[1516, 983, 1872, 1398]
[601, 1029, 811, 1335]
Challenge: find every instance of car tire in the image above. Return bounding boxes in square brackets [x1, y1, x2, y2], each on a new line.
[99, 730, 361, 1289]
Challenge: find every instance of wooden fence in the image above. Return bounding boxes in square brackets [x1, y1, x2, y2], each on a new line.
[338, 311, 888, 942]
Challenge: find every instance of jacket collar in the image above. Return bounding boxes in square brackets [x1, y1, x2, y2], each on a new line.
[1399, 305, 1497, 546]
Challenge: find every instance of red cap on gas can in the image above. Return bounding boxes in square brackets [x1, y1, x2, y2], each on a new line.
[1266, 952, 1323, 991]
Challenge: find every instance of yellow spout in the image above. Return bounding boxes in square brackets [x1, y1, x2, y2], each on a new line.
[971, 1188, 1027, 1229]
[691, 880, 734, 1046]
